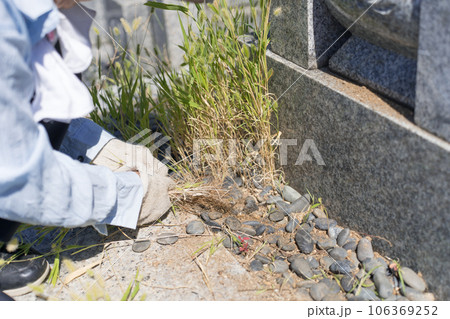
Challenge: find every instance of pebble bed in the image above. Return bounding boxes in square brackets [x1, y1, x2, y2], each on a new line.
[173, 178, 435, 301]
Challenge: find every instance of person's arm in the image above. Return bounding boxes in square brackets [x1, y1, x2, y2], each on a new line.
[0, 2, 143, 230]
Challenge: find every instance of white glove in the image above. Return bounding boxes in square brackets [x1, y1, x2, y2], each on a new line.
[92, 139, 174, 225]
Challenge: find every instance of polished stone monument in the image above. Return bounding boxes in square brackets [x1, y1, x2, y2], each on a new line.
[268, 0, 450, 299]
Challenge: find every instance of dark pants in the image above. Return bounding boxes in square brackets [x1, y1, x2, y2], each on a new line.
[0, 120, 70, 243]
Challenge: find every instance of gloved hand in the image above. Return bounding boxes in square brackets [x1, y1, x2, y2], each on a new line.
[92, 139, 174, 226]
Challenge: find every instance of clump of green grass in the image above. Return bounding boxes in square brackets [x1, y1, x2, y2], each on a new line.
[148, 0, 279, 185]
[89, 0, 279, 186]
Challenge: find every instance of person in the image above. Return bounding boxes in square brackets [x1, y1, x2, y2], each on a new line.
[0, 0, 173, 299]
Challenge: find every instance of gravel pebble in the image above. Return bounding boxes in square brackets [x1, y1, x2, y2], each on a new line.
[342, 238, 357, 251]
[224, 216, 242, 231]
[402, 287, 434, 301]
[362, 258, 386, 275]
[295, 231, 315, 254]
[290, 258, 313, 279]
[307, 256, 319, 269]
[337, 228, 350, 246]
[328, 226, 343, 240]
[259, 246, 272, 255]
[287, 195, 310, 214]
[348, 251, 360, 268]
[222, 236, 233, 248]
[249, 260, 264, 271]
[341, 275, 356, 293]
[255, 225, 266, 236]
[255, 254, 271, 264]
[208, 211, 222, 220]
[275, 200, 290, 212]
[239, 226, 257, 236]
[270, 260, 289, 273]
[320, 278, 341, 294]
[357, 237, 374, 262]
[317, 237, 336, 250]
[314, 218, 337, 230]
[310, 282, 329, 301]
[244, 196, 258, 213]
[156, 233, 179, 245]
[329, 247, 348, 260]
[200, 212, 222, 232]
[186, 220, 205, 235]
[132, 240, 151, 253]
[268, 210, 285, 222]
[400, 267, 427, 292]
[373, 272, 393, 299]
[280, 185, 302, 203]
[243, 220, 262, 228]
[266, 195, 283, 204]
[285, 218, 300, 233]
[266, 225, 275, 234]
[320, 256, 335, 270]
[267, 235, 280, 244]
[330, 260, 356, 274]
[312, 208, 327, 219]
[296, 288, 313, 301]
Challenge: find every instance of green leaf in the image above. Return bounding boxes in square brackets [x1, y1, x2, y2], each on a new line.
[144, 1, 189, 15]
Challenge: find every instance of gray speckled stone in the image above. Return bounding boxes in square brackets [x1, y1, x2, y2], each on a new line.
[307, 256, 319, 269]
[285, 218, 300, 233]
[296, 288, 313, 301]
[244, 196, 258, 213]
[295, 231, 315, 254]
[255, 254, 272, 265]
[357, 238, 374, 262]
[329, 36, 417, 108]
[186, 220, 205, 235]
[373, 272, 393, 299]
[330, 260, 356, 274]
[280, 185, 302, 203]
[312, 208, 327, 219]
[290, 258, 313, 279]
[287, 195, 310, 214]
[341, 275, 355, 293]
[402, 287, 435, 301]
[329, 247, 347, 260]
[255, 225, 266, 236]
[224, 217, 242, 231]
[268, 210, 285, 222]
[270, 260, 289, 273]
[317, 237, 336, 250]
[208, 211, 222, 220]
[156, 233, 178, 245]
[320, 256, 335, 271]
[132, 240, 151, 253]
[239, 226, 257, 237]
[415, 1, 450, 142]
[328, 225, 343, 240]
[401, 267, 427, 292]
[266, 195, 283, 204]
[250, 260, 264, 271]
[320, 278, 341, 295]
[268, 49, 450, 300]
[342, 238, 357, 251]
[270, 0, 348, 69]
[310, 282, 329, 301]
[337, 228, 350, 246]
[314, 218, 337, 230]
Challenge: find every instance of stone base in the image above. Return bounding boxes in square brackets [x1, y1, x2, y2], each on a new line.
[329, 36, 417, 108]
[268, 50, 450, 300]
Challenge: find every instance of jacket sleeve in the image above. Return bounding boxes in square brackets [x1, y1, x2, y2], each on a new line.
[0, 1, 143, 230]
